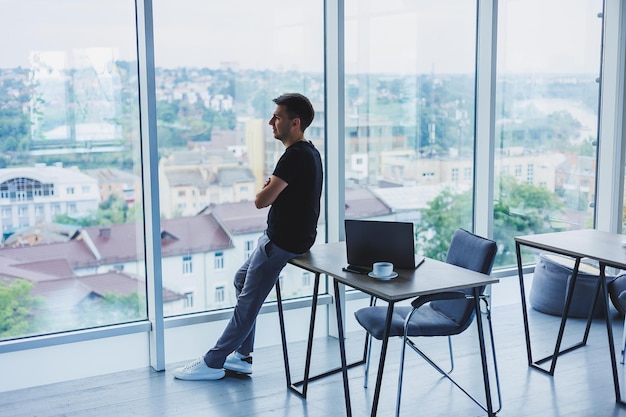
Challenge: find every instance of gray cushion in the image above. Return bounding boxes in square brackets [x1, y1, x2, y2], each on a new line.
[354, 304, 470, 340]
[608, 274, 626, 315]
[529, 254, 612, 318]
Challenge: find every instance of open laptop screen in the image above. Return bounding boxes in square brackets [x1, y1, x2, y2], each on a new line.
[344, 219, 422, 271]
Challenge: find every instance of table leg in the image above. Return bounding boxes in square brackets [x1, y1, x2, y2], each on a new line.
[276, 272, 324, 396]
[541, 257, 582, 374]
[276, 277, 293, 389]
[276, 273, 360, 416]
[370, 302, 395, 417]
[333, 279, 352, 417]
[516, 242, 533, 367]
[599, 263, 625, 405]
[473, 287, 495, 417]
[517, 244, 593, 375]
[300, 272, 322, 396]
[580, 273, 603, 344]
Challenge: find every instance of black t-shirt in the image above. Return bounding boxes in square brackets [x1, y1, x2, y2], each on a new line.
[266, 140, 323, 254]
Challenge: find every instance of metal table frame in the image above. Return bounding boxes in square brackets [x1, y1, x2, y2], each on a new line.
[515, 229, 626, 406]
[276, 241, 499, 416]
[275, 269, 366, 417]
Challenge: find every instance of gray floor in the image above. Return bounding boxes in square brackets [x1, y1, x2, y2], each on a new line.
[3, 303, 626, 417]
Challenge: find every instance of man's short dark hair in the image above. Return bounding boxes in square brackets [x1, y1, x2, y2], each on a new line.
[272, 93, 315, 132]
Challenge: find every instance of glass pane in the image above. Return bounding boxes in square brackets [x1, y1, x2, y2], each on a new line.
[495, 0, 603, 267]
[153, 0, 325, 316]
[0, 1, 145, 340]
[344, 0, 477, 260]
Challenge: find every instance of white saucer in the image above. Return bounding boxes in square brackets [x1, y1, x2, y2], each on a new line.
[368, 271, 398, 281]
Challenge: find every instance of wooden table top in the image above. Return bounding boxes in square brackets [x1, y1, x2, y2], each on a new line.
[290, 241, 499, 302]
[516, 229, 626, 269]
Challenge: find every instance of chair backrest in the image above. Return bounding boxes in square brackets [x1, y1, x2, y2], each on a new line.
[430, 228, 497, 329]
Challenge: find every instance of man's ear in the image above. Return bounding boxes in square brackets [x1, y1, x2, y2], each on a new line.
[291, 117, 302, 130]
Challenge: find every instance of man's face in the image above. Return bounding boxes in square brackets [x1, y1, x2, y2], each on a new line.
[268, 105, 293, 141]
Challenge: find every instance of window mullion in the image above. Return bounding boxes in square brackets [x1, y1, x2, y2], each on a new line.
[473, 0, 498, 239]
[596, 0, 626, 232]
[136, 0, 165, 371]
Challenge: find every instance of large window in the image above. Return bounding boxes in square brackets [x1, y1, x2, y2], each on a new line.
[152, 0, 325, 315]
[494, 0, 603, 267]
[3, 0, 626, 394]
[344, 0, 477, 260]
[0, 1, 145, 340]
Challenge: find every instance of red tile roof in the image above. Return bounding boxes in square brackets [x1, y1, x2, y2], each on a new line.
[0, 213, 232, 270]
[0, 240, 97, 270]
[156, 215, 233, 255]
[77, 270, 184, 302]
[9, 258, 74, 279]
[208, 201, 269, 235]
[345, 187, 392, 218]
[29, 271, 184, 308]
[0, 254, 66, 283]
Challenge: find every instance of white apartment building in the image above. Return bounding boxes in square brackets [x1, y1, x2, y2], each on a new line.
[158, 149, 256, 218]
[0, 163, 100, 235]
[380, 147, 560, 191]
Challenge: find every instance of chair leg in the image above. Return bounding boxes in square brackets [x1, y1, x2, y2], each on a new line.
[364, 333, 373, 388]
[397, 300, 503, 415]
[483, 297, 503, 413]
[363, 296, 378, 388]
[396, 333, 409, 417]
[620, 317, 626, 365]
[447, 335, 455, 373]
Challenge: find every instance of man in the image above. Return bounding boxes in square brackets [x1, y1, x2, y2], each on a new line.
[173, 93, 323, 380]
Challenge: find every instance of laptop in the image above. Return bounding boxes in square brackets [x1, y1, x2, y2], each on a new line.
[343, 219, 425, 274]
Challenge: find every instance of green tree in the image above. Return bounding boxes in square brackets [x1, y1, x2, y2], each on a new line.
[101, 292, 146, 321]
[417, 178, 564, 267]
[0, 106, 30, 153]
[574, 136, 597, 157]
[54, 195, 130, 227]
[53, 213, 96, 227]
[156, 100, 179, 124]
[77, 292, 146, 326]
[494, 177, 564, 266]
[415, 187, 473, 261]
[96, 194, 129, 224]
[0, 279, 42, 339]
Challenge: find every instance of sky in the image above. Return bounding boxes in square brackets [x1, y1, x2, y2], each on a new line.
[0, 0, 603, 75]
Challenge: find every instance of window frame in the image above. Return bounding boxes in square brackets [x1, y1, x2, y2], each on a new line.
[2, 0, 626, 388]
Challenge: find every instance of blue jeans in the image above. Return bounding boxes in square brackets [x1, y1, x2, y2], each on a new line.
[204, 233, 298, 368]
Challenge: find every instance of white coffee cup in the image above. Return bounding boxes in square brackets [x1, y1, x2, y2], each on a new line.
[372, 262, 394, 277]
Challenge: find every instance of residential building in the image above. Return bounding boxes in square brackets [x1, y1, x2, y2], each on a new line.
[158, 149, 256, 218]
[84, 167, 141, 206]
[0, 164, 100, 236]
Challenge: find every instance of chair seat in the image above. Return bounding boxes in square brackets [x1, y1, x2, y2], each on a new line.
[354, 305, 467, 340]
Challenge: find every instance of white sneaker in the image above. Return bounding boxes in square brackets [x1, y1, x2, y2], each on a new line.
[224, 352, 253, 374]
[173, 357, 225, 380]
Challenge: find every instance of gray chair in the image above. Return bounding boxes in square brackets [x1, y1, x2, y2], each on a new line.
[354, 228, 501, 416]
[608, 273, 626, 363]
